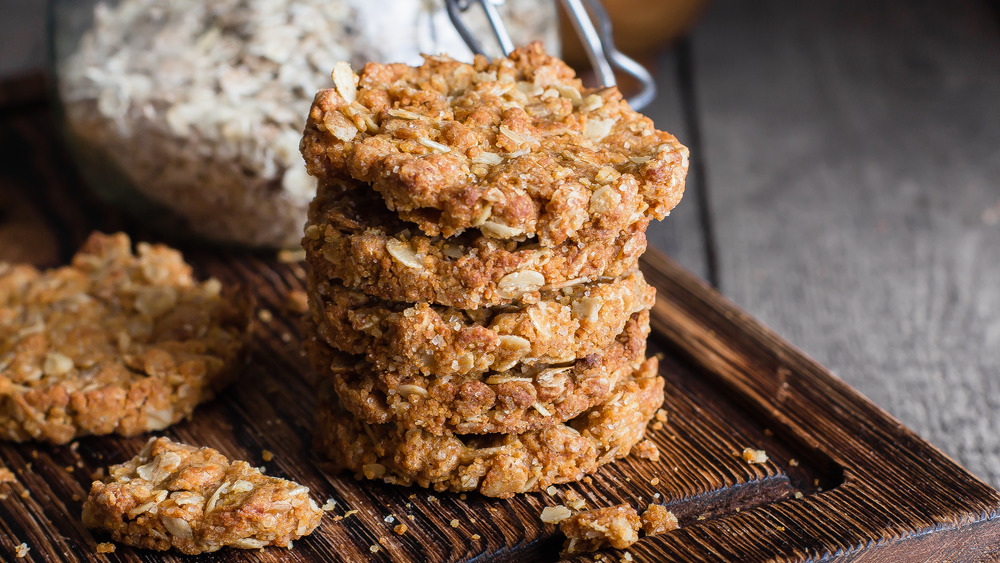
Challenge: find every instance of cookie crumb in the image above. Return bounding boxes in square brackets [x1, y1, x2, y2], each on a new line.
[262, 449, 274, 462]
[278, 249, 306, 263]
[788, 458, 799, 467]
[0, 467, 15, 484]
[742, 447, 768, 464]
[258, 308, 273, 323]
[344, 509, 359, 518]
[560, 504, 640, 556]
[655, 409, 667, 423]
[322, 499, 337, 511]
[540, 505, 573, 524]
[394, 524, 408, 535]
[471, 534, 481, 540]
[286, 290, 309, 314]
[565, 490, 586, 510]
[640, 504, 679, 535]
[546, 485, 558, 496]
[369, 545, 379, 553]
[649, 477, 660, 487]
[623, 552, 633, 561]
[449, 519, 460, 528]
[634, 439, 660, 462]
[15, 543, 29, 557]
[794, 492, 804, 499]
[95, 542, 116, 554]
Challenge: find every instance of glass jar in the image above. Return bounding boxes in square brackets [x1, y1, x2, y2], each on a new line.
[50, 0, 560, 249]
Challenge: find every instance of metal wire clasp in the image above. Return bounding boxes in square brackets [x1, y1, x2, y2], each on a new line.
[444, 0, 656, 110]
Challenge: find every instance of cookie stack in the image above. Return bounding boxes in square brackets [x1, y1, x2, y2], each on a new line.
[299, 44, 688, 498]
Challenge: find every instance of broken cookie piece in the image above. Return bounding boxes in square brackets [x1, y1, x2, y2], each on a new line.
[558, 503, 680, 556]
[640, 504, 679, 535]
[559, 504, 641, 556]
[0, 232, 250, 444]
[82, 437, 322, 555]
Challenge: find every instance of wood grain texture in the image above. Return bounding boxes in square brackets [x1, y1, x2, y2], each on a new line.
[690, 0, 1000, 486]
[631, 251, 1000, 562]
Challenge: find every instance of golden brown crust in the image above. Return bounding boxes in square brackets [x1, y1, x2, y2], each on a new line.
[0, 233, 251, 444]
[305, 311, 649, 435]
[82, 437, 322, 554]
[300, 43, 688, 246]
[303, 178, 648, 309]
[308, 270, 655, 379]
[312, 357, 662, 499]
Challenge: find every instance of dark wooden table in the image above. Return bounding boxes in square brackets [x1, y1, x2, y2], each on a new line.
[646, 0, 1000, 489]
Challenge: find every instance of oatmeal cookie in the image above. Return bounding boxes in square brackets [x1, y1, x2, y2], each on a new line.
[308, 269, 654, 379]
[0, 232, 250, 444]
[300, 43, 688, 246]
[303, 178, 648, 309]
[82, 437, 322, 554]
[306, 311, 649, 435]
[312, 356, 663, 498]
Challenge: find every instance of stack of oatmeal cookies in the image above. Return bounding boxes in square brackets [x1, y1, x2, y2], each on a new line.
[299, 44, 688, 498]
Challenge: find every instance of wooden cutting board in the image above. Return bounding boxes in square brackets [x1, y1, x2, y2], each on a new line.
[1, 75, 999, 562]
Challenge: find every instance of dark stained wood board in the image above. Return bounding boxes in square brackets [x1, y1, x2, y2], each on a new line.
[1, 78, 999, 562]
[680, 0, 1000, 490]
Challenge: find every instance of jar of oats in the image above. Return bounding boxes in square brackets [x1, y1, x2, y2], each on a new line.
[51, 0, 559, 248]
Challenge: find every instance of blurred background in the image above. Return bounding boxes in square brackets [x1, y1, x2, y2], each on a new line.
[2, 0, 999, 489]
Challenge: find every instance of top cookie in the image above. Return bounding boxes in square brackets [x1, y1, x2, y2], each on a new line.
[301, 43, 688, 247]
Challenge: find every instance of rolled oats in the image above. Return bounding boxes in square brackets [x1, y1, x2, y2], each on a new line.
[58, 0, 557, 247]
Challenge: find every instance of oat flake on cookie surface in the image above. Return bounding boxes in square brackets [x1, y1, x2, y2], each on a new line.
[301, 42, 689, 247]
[82, 437, 322, 554]
[0, 232, 250, 444]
